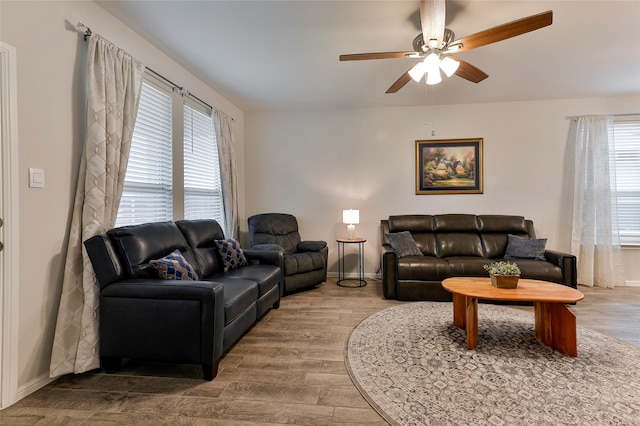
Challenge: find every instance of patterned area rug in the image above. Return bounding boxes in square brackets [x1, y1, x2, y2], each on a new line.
[345, 302, 640, 425]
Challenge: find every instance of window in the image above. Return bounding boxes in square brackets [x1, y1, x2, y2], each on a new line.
[116, 75, 225, 228]
[183, 103, 223, 220]
[116, 81, 173, 226]
[611, 119, 640, 245]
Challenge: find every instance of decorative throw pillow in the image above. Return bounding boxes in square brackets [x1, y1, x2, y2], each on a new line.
[214, 238, 248, 272]
[150, 249, 200, 280]
[386, 231, 423, 257]
[504, 234, 547, 260]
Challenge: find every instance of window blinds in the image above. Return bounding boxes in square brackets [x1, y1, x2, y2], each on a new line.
[183, 103, 224, 222]
[612, 120, 640, 245]
[116, 81, 173, 226]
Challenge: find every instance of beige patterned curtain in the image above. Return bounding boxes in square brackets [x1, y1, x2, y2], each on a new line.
[50, 34, 144, 377]
[214, 110, 239, 239]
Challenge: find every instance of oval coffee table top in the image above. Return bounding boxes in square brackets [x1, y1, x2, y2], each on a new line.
[442, 277, 584, 303]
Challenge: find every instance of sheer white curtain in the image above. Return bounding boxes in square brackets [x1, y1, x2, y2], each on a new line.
[214, 110, 239, 238]
[562, 115, 625, 288]
[50, 34, 144, 376]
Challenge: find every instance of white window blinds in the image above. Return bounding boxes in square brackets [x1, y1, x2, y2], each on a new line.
[183, 103, 224, 224]
[115, 72, 227, 229]
[611, 120, 640, 245]
[116, 81, 173, 226]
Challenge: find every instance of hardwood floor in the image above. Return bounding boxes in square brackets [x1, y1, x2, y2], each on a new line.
[2, 279, 639, 425]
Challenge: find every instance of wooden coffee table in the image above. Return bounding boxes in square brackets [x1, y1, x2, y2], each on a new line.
[442, 277, 584, 356]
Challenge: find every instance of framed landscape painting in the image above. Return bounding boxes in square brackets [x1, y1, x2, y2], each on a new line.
[415, 138, 483, 195]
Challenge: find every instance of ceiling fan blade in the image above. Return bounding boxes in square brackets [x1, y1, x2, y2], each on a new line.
[450, 10, 552, 53]
[453, 58, 489, 83]
[420, 0, 446, 47]
[340, 51, 418, 61]
[386, 69, 413, 94]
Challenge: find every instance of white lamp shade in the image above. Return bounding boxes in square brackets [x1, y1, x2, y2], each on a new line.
[426, 70, 442, 85]
[424, 52, 440, 75]
[440, 56, 460, 77]
[408, 61, 425, 82]
[342, 209, 360, 225]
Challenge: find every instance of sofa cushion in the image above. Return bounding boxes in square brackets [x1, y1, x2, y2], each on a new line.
[210, 264, 280, 298]
[478, 216, 531, 258]
[386, 231, 423, 257]
[433, 214, 479, 232]
[107, 221, 192, 278]
[446, 256, 493, 277]
[214, 278, 259, 326]
[436, 233, 484, 258]
[215, 239, 248, 272]
[397, 256, 449, 281]
[176, 219, 225, 277]
[510, 258, 563, 282]
[388, 215, 435, 233]
[504, 234, 547, 260]
[284, 252, 325, 276]
[150, 249, 200, 281]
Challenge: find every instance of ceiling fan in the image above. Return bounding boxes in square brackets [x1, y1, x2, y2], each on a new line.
[339, 0, 552, 93]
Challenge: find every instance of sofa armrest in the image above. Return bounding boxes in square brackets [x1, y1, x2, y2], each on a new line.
[100, 279, 223, 300]
[298, 240, 327, 252]
[244, 249, 285, 268]
[544, 250, 577, 289]
[381, 244, 398, 299]
[100, 279, 225, 363]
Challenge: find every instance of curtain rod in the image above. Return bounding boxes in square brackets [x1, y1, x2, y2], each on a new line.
[566, 113, 640, 119]
[76, 22, 214, 113]
[145, 67, 213, 112]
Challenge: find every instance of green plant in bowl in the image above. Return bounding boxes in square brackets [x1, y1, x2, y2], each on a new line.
[483, 261, 521, 288]
[483, 260, 521, 275]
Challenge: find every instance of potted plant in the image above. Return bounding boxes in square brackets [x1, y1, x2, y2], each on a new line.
[483, 261, 521, 289]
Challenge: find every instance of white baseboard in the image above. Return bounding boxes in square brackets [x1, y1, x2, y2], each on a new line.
[16, 373, 56, 403]
[625, 280, 640, 287]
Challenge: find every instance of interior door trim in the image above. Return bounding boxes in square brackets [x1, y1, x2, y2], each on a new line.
[0, 41, 20, 410]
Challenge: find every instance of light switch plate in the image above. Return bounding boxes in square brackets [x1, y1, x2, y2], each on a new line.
[29, 167, 45, 188]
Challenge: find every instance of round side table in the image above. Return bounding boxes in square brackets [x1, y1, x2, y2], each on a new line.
[336, 238, 367, 287]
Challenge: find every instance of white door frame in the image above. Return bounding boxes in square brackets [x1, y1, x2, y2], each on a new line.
[0, 41, 20, 410]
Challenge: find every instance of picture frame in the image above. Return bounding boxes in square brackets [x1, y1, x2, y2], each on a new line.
[415, 138, 483, 195]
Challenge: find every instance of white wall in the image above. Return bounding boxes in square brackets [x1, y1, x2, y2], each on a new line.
[245, 95, 640, 283]
[0, 0, 245, 397]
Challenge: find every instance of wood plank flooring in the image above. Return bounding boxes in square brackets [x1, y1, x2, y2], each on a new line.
[2, 279, 639, 425]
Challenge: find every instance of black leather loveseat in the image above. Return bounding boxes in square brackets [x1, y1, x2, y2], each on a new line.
[84, 219, 283, 380]
[381, 214, 577, 301]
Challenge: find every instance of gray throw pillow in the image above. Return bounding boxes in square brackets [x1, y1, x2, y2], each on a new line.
[504, 234, 546, 260]
[386, 231, 423, 257]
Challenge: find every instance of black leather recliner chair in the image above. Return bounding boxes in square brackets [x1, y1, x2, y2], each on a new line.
[248, 213, 328, 295]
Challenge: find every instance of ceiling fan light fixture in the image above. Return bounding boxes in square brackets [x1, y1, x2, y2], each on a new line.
[424, 52, 440, 75]
[440, 56, 460, 77]
[426, 70, 442, 85]
[446, 43, 463, 52]
[409, 61, 426, 82]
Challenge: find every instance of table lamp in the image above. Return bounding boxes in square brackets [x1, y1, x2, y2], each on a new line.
[342, 209, 359, 240]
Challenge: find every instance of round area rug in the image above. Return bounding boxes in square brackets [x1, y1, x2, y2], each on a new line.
[345, 302, 640, 426]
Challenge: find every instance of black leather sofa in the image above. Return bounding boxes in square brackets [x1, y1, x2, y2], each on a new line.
[381, 214, 577, 301]
[84, 219, 283, 380]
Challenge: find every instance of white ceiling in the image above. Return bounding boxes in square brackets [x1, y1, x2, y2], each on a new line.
[97, 0, 640, 112]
